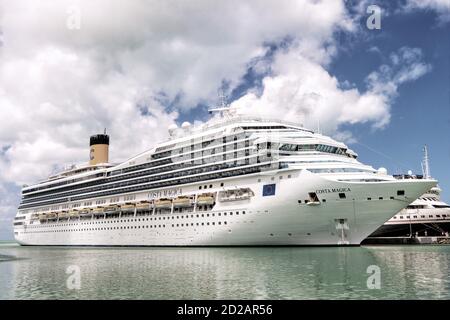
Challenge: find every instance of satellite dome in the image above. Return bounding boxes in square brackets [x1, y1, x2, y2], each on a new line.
[377, 167, 387, 175]
[168, 124, 178, 136]
[168, 124, 178, 130]
[407, 170, 413, 175]
[181, 121, 191, 129]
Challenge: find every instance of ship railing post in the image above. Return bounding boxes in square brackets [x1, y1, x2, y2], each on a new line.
[134, 205, 137, 218]
[194, 194, 198, 213]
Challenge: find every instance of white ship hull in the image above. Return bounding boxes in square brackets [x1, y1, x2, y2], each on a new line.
[15, 170, 435, 246]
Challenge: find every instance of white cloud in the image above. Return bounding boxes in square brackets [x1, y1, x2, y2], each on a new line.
[403, 0, 450, 23]
[231, 46, 431, 138]
[0, 0, 352, 184]
[366, 47, 432, 96]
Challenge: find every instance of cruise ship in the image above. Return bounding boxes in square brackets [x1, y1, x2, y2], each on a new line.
[13, 110, 437, 246]
[365, 146, 450, 239]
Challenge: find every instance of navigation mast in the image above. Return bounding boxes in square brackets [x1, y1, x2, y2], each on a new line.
[421, 145, 431, 179]
[208, 90, 236, 119]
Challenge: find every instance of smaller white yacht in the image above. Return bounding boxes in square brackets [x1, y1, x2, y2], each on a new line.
[366, 146, 450, 239]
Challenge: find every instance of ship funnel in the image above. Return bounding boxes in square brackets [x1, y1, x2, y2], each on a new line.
[89, 132, 109, 165]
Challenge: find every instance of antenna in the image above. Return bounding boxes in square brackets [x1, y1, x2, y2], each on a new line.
[208, 89, 236, 119]
[104, 128, 107, 135]
[421, 145, 431, 179]
[219, 89, 228, 108]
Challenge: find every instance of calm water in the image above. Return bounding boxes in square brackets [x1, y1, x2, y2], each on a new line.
[0, 241, 449, 299]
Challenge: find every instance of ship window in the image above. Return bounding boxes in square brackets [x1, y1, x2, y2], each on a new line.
[400, 216, 404, 219]
[199, 186, 202, 189]
[397, 190, 405, 196]
[413, 215, 417, 218]
[390, 196, 394, 200]
[379, 197, 383, 200]
[367, 198, 371, 200]
[339, 193, 346, 199]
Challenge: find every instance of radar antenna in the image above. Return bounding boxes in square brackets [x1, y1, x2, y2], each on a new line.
[208, 89, 236, 119]
[421, 145, 431, 179]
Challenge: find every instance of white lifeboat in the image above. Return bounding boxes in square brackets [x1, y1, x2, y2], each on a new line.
[173, 196, 192, 208]
[197, 193, 215, 205]
[155, 198, 172, 209]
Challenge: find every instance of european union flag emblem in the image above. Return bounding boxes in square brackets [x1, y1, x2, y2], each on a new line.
[263, 184, 276, 196]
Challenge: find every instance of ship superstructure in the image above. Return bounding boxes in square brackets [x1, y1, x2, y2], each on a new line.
[13, 114, 436, 246]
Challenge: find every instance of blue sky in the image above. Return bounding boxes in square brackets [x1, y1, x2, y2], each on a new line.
[0, 0, 449, 240]
[330, 5, 450, 201]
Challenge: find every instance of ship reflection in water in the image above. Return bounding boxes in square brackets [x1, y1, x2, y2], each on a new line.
[0, 243, 449, 299]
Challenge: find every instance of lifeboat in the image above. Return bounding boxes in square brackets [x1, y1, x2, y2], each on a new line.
[38, 214, 47, 221]
[58, 212, 69, 219]
[69, 210, 80, 218]
[155, 198, 172, 209]
[31, 214, 39, 220]
[93, 207, 105, 216]
[136, 201, 150, 210]
[79, 209, 92, 217]
[120, 204, 135, 212]
[47, 212, 57, 220]
[104, 205, 119, 215]
[173, 196, 192, 208]
[219, 188, 254, 202]
[197, 193, 215, 205]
